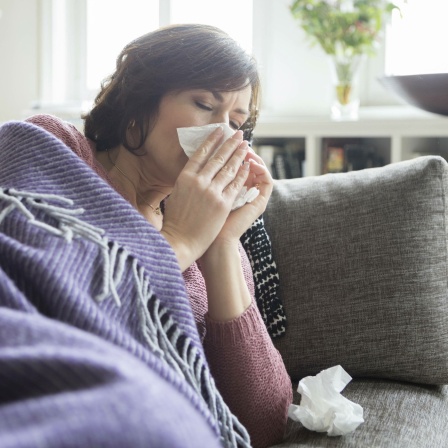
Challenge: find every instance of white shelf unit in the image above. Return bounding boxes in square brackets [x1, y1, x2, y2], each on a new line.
[253, 106, 448, 177]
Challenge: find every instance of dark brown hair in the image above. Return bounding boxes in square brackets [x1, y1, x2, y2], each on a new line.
[83, 24, 260, 152]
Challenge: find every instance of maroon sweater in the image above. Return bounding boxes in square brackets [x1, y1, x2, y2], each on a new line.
[26, 114, 292, 448]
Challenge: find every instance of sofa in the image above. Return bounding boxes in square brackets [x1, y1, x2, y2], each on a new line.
[263, 155, 448, 447]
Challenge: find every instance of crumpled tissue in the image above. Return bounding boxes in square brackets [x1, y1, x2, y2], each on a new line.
[177, 123, 259, 211]
[288, 365, 364, 437]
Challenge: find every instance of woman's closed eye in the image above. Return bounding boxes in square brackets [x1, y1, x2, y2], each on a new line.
[195, 101, 240, 130]
[195, 101, 213, 112]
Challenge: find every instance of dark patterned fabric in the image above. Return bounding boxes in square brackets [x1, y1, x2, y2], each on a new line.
[240, 216, 286, 338]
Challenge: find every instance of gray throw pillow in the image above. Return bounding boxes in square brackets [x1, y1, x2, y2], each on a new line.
[264, 156, 448, 385]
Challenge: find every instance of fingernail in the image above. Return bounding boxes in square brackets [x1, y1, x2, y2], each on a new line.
[239, 141, 249, 151]
[215, 126, 224, 136]
[242, 161, 250, 171]
[232, 130, 244, 140]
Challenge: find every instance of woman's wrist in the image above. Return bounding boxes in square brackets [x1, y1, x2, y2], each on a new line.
[200, 240, 251, 321]
[160, 229, 197, 272]
[199, 238, 240, 267]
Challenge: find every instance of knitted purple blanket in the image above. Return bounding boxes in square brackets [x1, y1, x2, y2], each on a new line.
[0, 121, 250, 447]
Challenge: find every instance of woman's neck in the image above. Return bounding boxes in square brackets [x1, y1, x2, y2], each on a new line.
[95, 146, 168, 228]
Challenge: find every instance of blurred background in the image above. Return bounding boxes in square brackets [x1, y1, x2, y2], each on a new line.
[1, 0, 447, 178]
[1, 0, 446, 123]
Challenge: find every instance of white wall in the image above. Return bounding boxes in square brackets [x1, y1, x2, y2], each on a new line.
[0, 0, 398, 123]
[253, 0, 331, 116]
[0, 0, 39, 122]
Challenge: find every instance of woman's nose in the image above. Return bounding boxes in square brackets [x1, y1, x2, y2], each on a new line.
[211, 113, 229, 126]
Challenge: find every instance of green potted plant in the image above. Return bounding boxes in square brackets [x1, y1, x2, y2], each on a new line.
[290, 0, 400, 120]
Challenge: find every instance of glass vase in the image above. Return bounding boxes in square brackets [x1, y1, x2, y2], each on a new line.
[329, 54, 364, 121]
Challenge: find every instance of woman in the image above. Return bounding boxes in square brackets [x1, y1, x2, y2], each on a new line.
[26, 24, 292, 447]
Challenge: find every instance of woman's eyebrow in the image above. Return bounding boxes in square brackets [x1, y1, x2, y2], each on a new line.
[209, 90, 250, 117]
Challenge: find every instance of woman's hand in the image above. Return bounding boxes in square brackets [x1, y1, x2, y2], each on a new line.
[201, 147, 274, 258]
[160, 128, 251, 271]
[198, 149, 273, 321]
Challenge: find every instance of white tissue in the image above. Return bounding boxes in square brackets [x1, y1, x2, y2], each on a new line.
[177, 123, 235, 158]
[231, 186, 260, 211]
[177, 123, 259, 211]
[288, 365, 364, 437]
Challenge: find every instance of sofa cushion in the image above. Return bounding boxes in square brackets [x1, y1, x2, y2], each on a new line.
[264, 156, 448, 385]
[271, 381, 448, 447]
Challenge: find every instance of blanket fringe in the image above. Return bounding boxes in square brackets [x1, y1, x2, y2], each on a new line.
[0, 187, 251, 447]
[132, 260, 250, 447]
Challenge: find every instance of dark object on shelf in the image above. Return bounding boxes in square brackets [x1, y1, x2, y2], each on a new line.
[255, 141, 305, 179]
[345, 144, 366, 171]
[285, 146, 304, 178]
[270, 149, 305, 179]
[379, 73, 448, 117]
[322, 139, 385, 174]
[272, 148, 290, 179]
[345, 144, 384, 171]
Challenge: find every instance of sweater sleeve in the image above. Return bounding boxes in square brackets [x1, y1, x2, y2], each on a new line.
[25, 114, 95, 164]
[25, 114, 127, 197]
[202, 250, 293, 448]
[24, 114, 112, 180]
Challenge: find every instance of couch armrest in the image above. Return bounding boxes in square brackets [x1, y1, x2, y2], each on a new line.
[264, 156, 448, 385]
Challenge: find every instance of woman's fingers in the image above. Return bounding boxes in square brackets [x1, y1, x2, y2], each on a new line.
[210, 140, 249, 184]
[187, 129, 248, 181]
[182, 128, 253, 207]
[245, 147, 267, 167]
[222, 160, 251, 200]
[187, 127, 242, 170]
[186, 127, 225, 170]
[199, 131, 246, 179]
[244, 158, 274, 201]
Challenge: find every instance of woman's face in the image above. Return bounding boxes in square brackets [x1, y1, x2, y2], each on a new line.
[141, 85, 252, 186]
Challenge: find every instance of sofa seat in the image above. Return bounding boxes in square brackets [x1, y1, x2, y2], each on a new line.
[273, 381, 448, 447]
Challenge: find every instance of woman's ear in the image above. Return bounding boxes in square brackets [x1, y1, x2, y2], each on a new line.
[126, 119, 140, 149]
